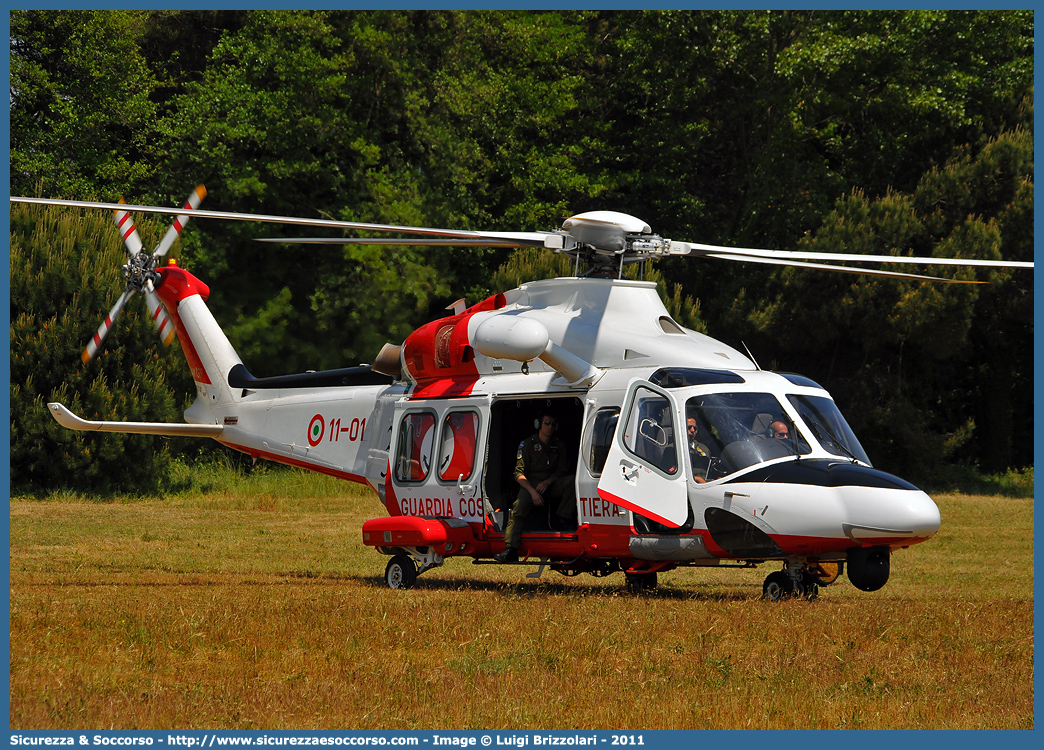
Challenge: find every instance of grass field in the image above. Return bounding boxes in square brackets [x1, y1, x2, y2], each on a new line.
[9, 467, 1034, 730]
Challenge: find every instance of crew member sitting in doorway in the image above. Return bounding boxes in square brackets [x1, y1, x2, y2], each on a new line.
[494, 413, 577, 562]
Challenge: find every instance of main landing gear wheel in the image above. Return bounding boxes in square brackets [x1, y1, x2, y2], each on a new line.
[385, 554, 418, 590]
[762, 570, 818, 601]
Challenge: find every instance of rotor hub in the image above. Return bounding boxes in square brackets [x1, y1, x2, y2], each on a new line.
[123, 251, 159, 292]
[555, 211, 691, 278]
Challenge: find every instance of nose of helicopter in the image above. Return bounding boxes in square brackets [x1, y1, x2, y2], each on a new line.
[841, 483, 941, 546]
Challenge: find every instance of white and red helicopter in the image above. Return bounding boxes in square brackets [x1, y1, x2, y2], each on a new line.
[13, 188, 1033, 599]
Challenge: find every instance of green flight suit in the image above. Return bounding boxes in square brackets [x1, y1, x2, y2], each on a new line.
[690, 439, 713, 481]
[503, 433, 577, 549]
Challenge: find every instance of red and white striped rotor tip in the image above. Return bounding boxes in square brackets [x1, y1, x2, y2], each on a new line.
[154, 185, 207, 258]
[113, 199, 144, 257]
[145, 281, 176, 347]
[81, 289, 135, 365]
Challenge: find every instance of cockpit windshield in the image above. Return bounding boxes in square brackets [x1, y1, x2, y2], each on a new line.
[786, 394, 871, 465]
[685, 393, 811, 480]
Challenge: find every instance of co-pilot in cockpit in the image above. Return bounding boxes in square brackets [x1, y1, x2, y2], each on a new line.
[681, 390, 872, 481]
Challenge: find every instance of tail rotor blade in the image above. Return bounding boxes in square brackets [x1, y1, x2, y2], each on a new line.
[153, 184, 207, 258]
[144, 280, 176, 347]
[113, 199, 144, 258]
[82, 289, 135, 365]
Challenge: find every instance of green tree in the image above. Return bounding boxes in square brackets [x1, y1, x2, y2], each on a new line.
[10, 10, 162, 199]
[8, 9, 1034, 491]
[10, 202, 196, 493]
[729, 125, 1033, 480]
[584, 10, 1033, 330]
[157, 10, 605, 374]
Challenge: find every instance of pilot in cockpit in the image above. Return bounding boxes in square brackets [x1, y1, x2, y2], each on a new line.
[767, 420, 790, 441]
[686, 416, 712, 483]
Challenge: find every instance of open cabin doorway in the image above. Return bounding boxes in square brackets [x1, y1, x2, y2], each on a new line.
[483, 396, 585, 532]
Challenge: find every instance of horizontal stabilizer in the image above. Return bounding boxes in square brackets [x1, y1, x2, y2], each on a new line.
[47, 403, 224, 437]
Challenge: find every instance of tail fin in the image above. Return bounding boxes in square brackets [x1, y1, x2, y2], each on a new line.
[154, 262, 243, 409]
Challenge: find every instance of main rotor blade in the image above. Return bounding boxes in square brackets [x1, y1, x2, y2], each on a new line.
[701, 252, 984, 284]
[83, 288, 135, 364]
[256, 237, 535, 247]
[11, 196, 564, 249]
[688, 242, 1033, 270]
[153, 185, 207, 258]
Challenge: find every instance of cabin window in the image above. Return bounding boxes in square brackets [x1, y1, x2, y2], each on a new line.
[394, 412, 436, 482]
[621, 387, 678, 475]
[437, 411, 480, 483]
[582, 406, 620, 477]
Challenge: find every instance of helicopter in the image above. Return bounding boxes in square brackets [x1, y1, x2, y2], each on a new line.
[13, 188, 1033, 600]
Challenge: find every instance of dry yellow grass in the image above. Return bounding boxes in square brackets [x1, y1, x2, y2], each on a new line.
[9, 484, 1034, 730]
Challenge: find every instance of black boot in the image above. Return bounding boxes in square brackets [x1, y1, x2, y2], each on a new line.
[553, 514, 577, 531]
[494, 546, 519, 563]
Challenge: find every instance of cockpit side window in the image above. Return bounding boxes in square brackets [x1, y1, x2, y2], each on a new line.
[685, 393, 810, 479]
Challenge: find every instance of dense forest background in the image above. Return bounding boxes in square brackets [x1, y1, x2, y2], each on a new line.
[10, 9, 1034, 493]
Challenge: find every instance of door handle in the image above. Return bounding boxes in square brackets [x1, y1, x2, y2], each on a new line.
[620, 461, 639, 485]
[457, 473, 476, 496]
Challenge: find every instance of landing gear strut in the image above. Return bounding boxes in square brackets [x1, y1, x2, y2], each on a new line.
[762, 562, 820, 601]
[625, 571, 658, 593]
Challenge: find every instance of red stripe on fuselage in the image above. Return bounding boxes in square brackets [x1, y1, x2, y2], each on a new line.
[218, 441, 370, 485]
[596, 488, 680, 529]
[385, 469, 403, 516]
[598, 490, 921, 558]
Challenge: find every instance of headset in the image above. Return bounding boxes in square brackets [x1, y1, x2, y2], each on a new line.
[766, 420, 790, 439]
[534, 415, 557, 432]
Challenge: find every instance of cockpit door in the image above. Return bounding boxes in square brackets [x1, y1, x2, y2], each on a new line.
[596, 379, 690, 528]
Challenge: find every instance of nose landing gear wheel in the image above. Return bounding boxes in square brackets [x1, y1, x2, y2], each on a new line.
[762, 570, 790, 601]
[802, 580, 820, 601]
[762, 570, 818, 601]
[385, 554, 418, 590]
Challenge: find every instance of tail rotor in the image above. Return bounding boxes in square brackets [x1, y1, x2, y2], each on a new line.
[143, 278, 175, 348]
[81, 289, 136, 365]
[81, 186, 206, 364]
[153, 184, 207, 259]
